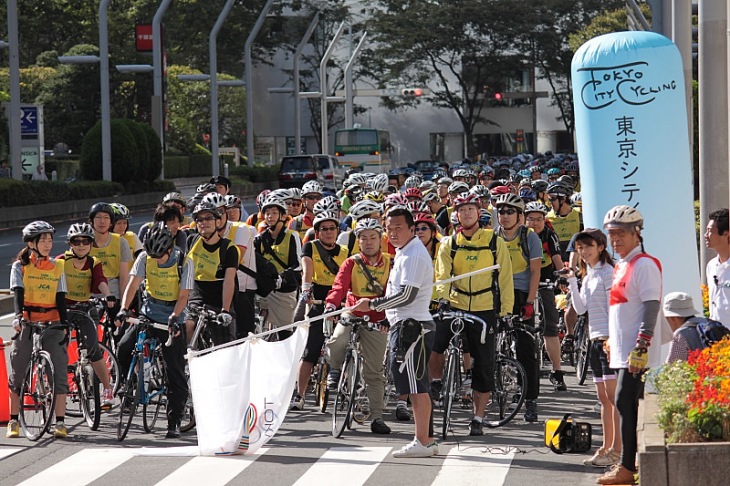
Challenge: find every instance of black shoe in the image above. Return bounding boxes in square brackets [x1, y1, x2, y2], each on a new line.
[468, 419, 484, 436]
[524, 400, 538, 423]
[561, 335, 574, 354]
[429, 380, 442, 403]
[166, 422, 181, 439]
[395, 404, 411, 421]
[550, 370, 568, 392]
[371, 418, 391, 434]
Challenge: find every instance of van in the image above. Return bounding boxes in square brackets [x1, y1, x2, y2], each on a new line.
[278, 154, 345, 192]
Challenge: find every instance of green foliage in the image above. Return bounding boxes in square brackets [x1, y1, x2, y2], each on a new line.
[43, 158, 80, 180]
[122, 179, 176, 195]
[568, 5, 652, 52]
[139, 123, 162, 181]
[229, 163, 280, 183]
[119, 119, 150, 182]
[648, 361, 702, 443]
[192, 144, 212, 155]
[79, 122, 102, 180]
[188, 155, 215, 178]
[163, 156, 191, 179]
[68, 181, 124, 200]
[79, 119, 139, 184]
[0, 179, 123, 207]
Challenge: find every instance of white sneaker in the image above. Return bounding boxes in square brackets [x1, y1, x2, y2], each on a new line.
[290, 394, 304, 411]
[427, 441, 439, 456]
[102, 388, 114, 409]
[392, 438, 433, 458]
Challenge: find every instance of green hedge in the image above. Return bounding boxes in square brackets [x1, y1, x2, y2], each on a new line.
[123, 179, 175, 195]
[188, 155, 215, 177]
[163, 156, 190, 179]
[0, 179, 124, 207]
[229, 163, 280, 182]
[44, 158, 80, 180]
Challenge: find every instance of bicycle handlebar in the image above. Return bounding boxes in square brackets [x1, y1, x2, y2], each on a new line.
[11, 320, 71, 341]
[125, 317, 175, 347]
[501, 315, 540, 335]
[433, 310, 488, 344]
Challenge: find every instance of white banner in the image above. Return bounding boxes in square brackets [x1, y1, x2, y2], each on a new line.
[189, 325, 308, 456]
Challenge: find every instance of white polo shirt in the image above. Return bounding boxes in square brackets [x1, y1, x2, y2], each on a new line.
[608, 245, 662, 368]
[385, 235, 434, 324]
[223, 220, 256, 291]
[707, 256, 730, 327]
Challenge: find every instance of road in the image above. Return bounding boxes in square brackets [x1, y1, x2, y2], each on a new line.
[0, 312, 608, 486]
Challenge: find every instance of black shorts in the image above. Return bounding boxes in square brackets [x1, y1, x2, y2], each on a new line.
[589, 340, 615, 383]
[389, 320, 435, 395]
[302, 304, 325, 363]
[538, 288, 560, 337]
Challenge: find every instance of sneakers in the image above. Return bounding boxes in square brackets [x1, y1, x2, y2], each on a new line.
[429, 380, 442, 403]
[392, 438, 437, 458]
[327, 370, 341, 390]
[561, 334, 575, 354]
[550, 370, 568, 391]
[5, 419, 20, 438]
[583, 449, 621, 467]
[468, 418, 484, 436]
[524, 400, 538, 423]
[53, 423, 68, 439]
[596, 464, 637, 485]
[395, 403, 411, 421]
[371, 418, 391, 434]
[102, 388, 115, 409]
[166, 422, 181, 439]
[290, 394, 305, 411]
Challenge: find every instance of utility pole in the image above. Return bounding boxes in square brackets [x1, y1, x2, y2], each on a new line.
[7, 0, 21, 180]
[294, 12, 320, 153]
[320, 22, 347, 155]
[153, 0, 172, 179]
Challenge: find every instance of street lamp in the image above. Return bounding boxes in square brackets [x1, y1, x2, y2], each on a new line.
[116, 64, 153, 74]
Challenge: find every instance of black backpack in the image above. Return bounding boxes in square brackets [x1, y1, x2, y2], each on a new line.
[696, 319, 730, 348]
[238, 253, 279, 298]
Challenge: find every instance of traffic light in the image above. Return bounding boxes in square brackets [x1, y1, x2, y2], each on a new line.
[493, 92, 503, 101]
[401, 88, 424, 97]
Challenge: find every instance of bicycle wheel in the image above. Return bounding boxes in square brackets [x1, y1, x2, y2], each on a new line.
[441, 349, 458, 440]
[332, 350, 357, 438]
[484, 357, 526, 428]
[576, 322, 591, 385]
[143, 353, 167, 433]
[180, 364, 196, 433]
[19, 352, 56, 441]
[99, 342, 122, 396]
[117, 367, 140, 441]
[315, 359, 330, 413]
[65, 364, 83, 418]
[79, 364, 101, 430]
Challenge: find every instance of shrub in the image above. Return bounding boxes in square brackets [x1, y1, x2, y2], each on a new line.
[139, 122, 162, 181]
[0, 179, 124, 207]
[79, 119, 139, 184]
[68, 181, 124, 200]
[123, 179, 175, 195]
[188, 154, 214, 177]
[0, 178, 36, 206]
[43, 158, 80, 180]
[120, 119, 150, 182]
[229, 163, 280, 182]
[163, 156, 190, 179]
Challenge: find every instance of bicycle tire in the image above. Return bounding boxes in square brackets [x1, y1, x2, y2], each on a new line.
[576, 321, 591, 385]
[484, 357, 526, 428]
[441, 349, 458, 440]
[65, 363, 83, 418]
[180, 364, 196, 433]
[117, 369, 139, 441]
[315, 360, 330, 413]
[142, 351, 166, 432]
[99, 342, 122, 396]
[79, 364, 101, 430]
[332, 350, 357, 438]
[572, 316, 586, 369]
[19, 352, 56, 441]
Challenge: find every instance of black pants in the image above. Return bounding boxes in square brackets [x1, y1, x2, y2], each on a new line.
[513, 289, 540, 401]
[615, 368, 644, 472]
[117, 325, 188, 424]
[234, 290, 257, 340]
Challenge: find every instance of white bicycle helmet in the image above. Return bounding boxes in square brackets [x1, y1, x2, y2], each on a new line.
[603, 205, 643, 230]
[163, 191, 186, 205]
[347, 173, 368, 186]
[448, 181, 470, 194]
[469, 184, 490, 198]
[67, 222, 94, 242]
[202, 192, 227, 209]
[452, 168, 469, 179]
[110, 202, 131, 220]
[349, 199, 382, 220]
[288, 188, 302, 201]
[313, 211, 340, 230]
[354, 218, 383, 236]
[301, 181, 323, 196]
[314, 195, 341, 214]
[261, 193, 289, 214]
[524, 201, 549, 215]
[403, 175, 422, 189]
[422, 190, 440, 203]
[493, 193, 525, 212]
[269, 188, 293, 201]
[23, 221, 55, 242]
[368, 173, 389, 193]
[196, 183, 216, 194]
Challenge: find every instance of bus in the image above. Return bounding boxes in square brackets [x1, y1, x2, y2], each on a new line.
[333, 127, 392, 172]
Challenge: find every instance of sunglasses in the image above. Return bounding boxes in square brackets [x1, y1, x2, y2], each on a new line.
[415, 225, 432, 233]
[549, 197, 561, 202]
[288, 201, 303, 207]
[70, 239, 92, 247]
[497, 208, 517, 215]
[304, 195, 322, 201]
[318, 226, 338, 232]
[195, 215, 216, 223]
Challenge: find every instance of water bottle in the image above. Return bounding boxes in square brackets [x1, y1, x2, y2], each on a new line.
[143, 346, 152, 393]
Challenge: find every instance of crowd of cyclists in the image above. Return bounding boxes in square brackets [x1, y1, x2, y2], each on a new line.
[5, 151, 630, 467]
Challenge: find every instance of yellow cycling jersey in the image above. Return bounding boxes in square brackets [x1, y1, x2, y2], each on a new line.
[22, 255, 64, 321]
[351, 254, 391, 298]
[90, 233, 121, 279]
[435, 229, 514, 314]
[547, 208, 581, 243]
[311, 242, 348, 287]
[188, 237, 240, 282]
[63, 252, 96, 302]
[145, 255, 180, 301]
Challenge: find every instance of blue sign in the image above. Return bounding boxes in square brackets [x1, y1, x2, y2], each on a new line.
[20, 106, 38, 136]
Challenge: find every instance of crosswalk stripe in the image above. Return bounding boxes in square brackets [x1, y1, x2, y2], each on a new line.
[154, 448, 268, 486]
[431, 446, 515, 486]
[17, 448, 135, 486]
[293, 447, 392, 486]
[0, 448, 23, 461]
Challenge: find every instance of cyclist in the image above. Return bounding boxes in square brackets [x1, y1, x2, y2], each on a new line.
[436, 176, 453, 205]
[290, 181, 323, 240]
[562, 228, 619, 467]
[246, 189, 271, 230]
[287, 188, 304, 218]
[524, 201, 567, 391]
[336, 199, 384, 256]
[254, 193, 302, 339]
[58, 223, 116, 408]
[434, 193, 514, 436]
[209, 175, 232, 195]
[115, 223, 192, 438]
[7, 222, 70, 439]
[88, 202, 133, 301]
[111, 203, 143, 257]
[597, 206, 662, 485]
[163, 191, 193, 226]
[301, 196, 341, 244]
[138, 203, 188, 255]
[546, 182, 582, 259]
[494, 193, 543, 422]
[183, 201, 240, 346]
[291, 211, 348, 411]
[225, 194, 244, 222]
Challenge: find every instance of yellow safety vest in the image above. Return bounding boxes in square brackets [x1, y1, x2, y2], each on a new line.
[260, 230, 294, 273]
[123, 231, 137, 254]
[188, 237, 239, 282]
[350, 254, 391, 298]
[547, 208, 581, 243]
[145, 255, 180, 301]
[311, 242, 348, 287]
[63, 252, 96, 302]
[90, 233, 122, 279]
[22, 255, 63, 321]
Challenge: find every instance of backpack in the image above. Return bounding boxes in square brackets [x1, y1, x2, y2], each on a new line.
[696, 319, 730, 348]
[449, 231, 501, 310]
[238, 252, 279, 298]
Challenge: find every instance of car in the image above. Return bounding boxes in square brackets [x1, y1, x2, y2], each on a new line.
[411, 160, 441, 181]
[278, 154, 344, 191]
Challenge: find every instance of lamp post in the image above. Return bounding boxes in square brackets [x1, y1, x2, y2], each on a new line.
[153, 0, 172, 179]
[5, 0, 20, 180]
[98, 0, 111, 182]
[319, 22, 347, 155]
[210, 0, 237, 176]
[294, 12, 320, 153]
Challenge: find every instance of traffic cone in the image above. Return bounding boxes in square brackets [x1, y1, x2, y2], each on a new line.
[0, 337, 10, 423]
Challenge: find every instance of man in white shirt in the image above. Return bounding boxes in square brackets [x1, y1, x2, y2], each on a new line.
[705, 208, 729, 327]
[353, 206, 437, 458]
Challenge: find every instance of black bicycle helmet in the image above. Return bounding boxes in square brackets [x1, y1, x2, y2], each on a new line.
[89, 202, 115, 222]
[23, 221, 55, 242]
[143, 223, 174, 258]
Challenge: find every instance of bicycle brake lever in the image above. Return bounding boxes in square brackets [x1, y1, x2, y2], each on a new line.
[481, 323, 486, 345]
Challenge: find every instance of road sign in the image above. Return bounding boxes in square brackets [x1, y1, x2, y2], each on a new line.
[20, 106, 39, 136]
[21, 147, 40, 175]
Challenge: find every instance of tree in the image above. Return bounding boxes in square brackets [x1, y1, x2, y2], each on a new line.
[79, 119, 138, 184]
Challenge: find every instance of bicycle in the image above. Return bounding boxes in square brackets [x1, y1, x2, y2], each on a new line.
[433, 310, 489, 439]
[331, 314, 378, 438]
[116, 316, 174, 441]
[572, 313, 591, 385]
[535, 280, 561, 371]
[14, 321, 69, 441]
[310, 302, 332, 414]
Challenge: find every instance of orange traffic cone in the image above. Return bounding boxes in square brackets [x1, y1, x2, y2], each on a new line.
[0, 337, 10, 423]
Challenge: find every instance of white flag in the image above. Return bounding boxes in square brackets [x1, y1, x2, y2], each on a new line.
[189, 325, 308, 455]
